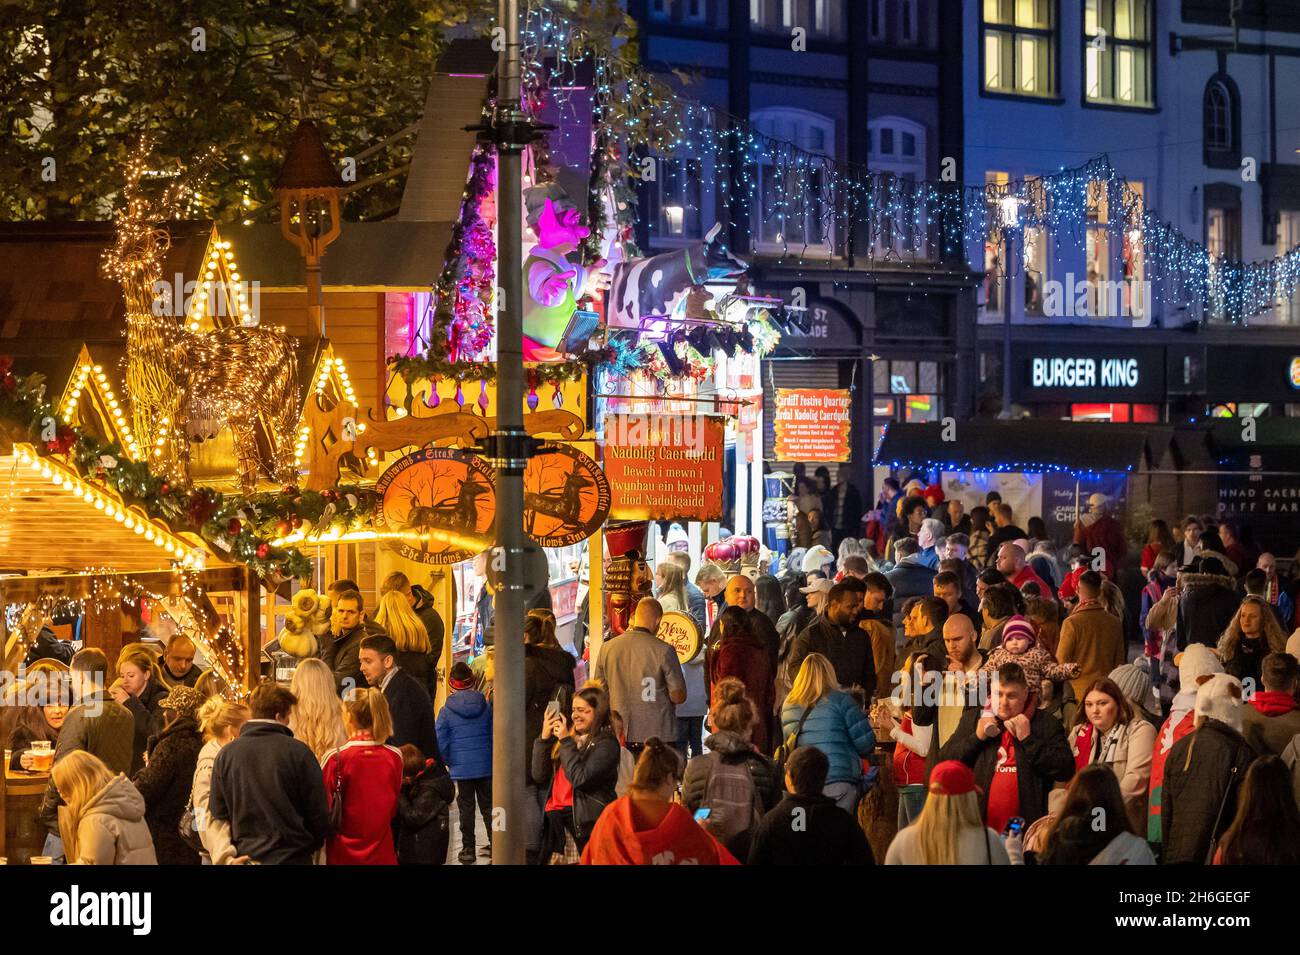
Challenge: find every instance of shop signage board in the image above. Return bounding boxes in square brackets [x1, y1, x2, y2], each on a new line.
[602, 414, 725, 521]
[1040, 472, 1129, 548]
[657, 611, 702, 665]
[375, 448, 496, 564]
[1217, 473, 1300, 555]
[772, 388, 852, 462]
[523, 442, 612, 547]
[1011, 344, 1165, 403]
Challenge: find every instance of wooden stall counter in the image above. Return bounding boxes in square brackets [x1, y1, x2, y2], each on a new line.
[1, 765, 50, 864]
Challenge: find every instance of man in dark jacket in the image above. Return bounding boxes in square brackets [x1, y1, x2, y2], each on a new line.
[749, 746, 874, 865]
[23, 622, 74, 667]
[886, 538, 937, 625]
[38, 648, 135, 844]
[1162, 674, 1257, 864]
[704, 574, 780, 673]
[939, 662, 1074, 829]
[901, 595, 950, 665]
[322, 588, 385, 694]
[987, 503, 1028, 555]
[785, 580, 877, 697]
[1175, 558, 1240, 650]
[359, 634, 439, 761]
[208, 683, 331, 865]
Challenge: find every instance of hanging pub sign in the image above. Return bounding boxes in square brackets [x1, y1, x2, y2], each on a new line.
[523, 442, 612, 547]
[602, 414, 725, 521]
[374, 448, 496, 564]
[772, 388, 852, 463]
[657, 611, 702, 666]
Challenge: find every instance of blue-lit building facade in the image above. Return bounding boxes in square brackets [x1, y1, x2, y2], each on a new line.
[627, 0, 980, 504]
[963, 0, 1300, 425]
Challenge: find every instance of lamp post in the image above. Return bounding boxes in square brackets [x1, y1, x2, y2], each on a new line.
[999, 194, 1020, 420]
[485, 0, 539, 867]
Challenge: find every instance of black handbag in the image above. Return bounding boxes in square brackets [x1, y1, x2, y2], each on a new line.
[178, 793, 204, 855]
[328, 751, 345, 833]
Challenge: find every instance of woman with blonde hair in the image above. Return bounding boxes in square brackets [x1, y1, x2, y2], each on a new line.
[290, 658, 346, 762]
[653, 561, 689, 615]
[884, 760, 1009, 864]
[52, 750, 157, 865]
[321, 688, 403, 865]
[374, 589, 437, 695]
[112, 642, 168, 772]
[1218, 594, 1288, 688]
[189, 696, 251, 864]
[778, 652, 875, 813]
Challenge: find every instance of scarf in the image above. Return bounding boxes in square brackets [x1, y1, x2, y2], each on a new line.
[1264, 571, 1281, 605]
[1251, 690, 1299, 718]
[1072, 720, 1126, 773]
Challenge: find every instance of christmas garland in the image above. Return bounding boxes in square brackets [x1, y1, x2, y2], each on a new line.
[0, 357, 376, 581]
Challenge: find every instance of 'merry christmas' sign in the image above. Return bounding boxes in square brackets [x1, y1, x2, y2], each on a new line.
[773, 388, 852, 463]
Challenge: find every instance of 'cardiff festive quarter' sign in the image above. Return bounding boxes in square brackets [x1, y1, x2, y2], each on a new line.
[602, 414, 724, 521]
[773, 388, 852, 463]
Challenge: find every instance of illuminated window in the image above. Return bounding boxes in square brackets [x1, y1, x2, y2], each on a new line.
[753, 108, 835, 253]
[1085, 180, 1113, 317]
[982, 0, 1057, 97]
[983, 171, 1010, 316]
[1084, 0, 1152, 107]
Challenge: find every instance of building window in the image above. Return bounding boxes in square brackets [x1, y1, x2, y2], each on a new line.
[650, 0, 720, 25]
[873, 359, 943, 422]
[1023, 177, 1047, 316]
[900, 0, 919, 43]
[647, 156, 704, 241]
[752, 0, 843, 39]
[982, 0, 1057, 97]
[1278, 211, 1300, 324]
[1203, 75, 1241, 167]
[870, 0, 923, 44]
[753, 108, 836, 253]
[869, 117, 928, 257]
[1084, 0, 1153, 106]
[870, 0, 888, 40]
[1085, 179, 1114, 317]
[983, 170, 1009, 316]
[1122, 181, 1146, 322]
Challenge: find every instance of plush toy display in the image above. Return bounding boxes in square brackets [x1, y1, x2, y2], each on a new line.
[277, 589, 332, 659]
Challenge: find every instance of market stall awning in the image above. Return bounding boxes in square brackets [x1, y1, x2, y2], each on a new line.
[0, 446, 229, 575]
[874, 420, 1173, 475]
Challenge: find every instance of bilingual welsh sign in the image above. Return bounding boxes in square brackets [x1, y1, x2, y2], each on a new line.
[602, 414, 724, 521]
[657, 611, 702, 665]
[773, 388, 852, 463]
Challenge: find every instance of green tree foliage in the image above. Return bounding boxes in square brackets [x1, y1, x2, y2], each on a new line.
[0, 0, 480, 220]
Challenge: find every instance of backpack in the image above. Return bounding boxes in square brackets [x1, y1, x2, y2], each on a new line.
[699, 751, 763, 844]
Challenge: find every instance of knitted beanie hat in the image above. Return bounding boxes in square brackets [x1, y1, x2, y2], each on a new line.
[1109, 663, 1152, 711]
[1001, 615, 1036, 647]
[1194, 673, 1244, 733]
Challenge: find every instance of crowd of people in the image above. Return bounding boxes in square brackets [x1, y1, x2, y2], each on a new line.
[8, 474, 1300, 866]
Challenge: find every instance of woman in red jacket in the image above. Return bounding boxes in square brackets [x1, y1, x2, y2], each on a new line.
[708, 606, 774, 753]
[581, 738, 738, 865]
[322, 689, 403, 865]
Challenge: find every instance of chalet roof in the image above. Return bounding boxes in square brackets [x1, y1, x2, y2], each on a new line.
[274, 120, 345, 191]
[230, 221, 451, 288]
[0, 221, 211, 388]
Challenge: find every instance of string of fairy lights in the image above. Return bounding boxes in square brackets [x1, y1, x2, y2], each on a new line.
[515, 1, 1300, 322]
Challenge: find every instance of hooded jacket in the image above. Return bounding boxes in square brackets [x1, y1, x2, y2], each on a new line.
[681, 730, 781, 817]
[396, 759, 454, 865]
[1162, 719, 1256, 864]
[779, 690, 875, 785]
[938, 705, 1075, 826]
[531, 730, 620, 845]
[579, 796, 739, 865]
[1241, 691, 1300, 755]
[524, 643, 577, 783]
[1176, 572, 1239, 650]
[39, 690, 135, 837]
[435, 690, 493, 780]
[69, 774, 157, 865]
[132, 716, 204, 865]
